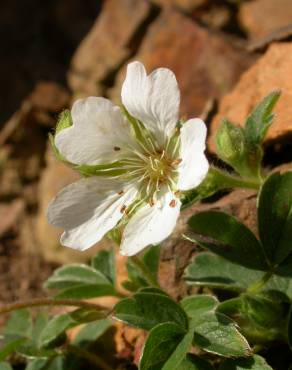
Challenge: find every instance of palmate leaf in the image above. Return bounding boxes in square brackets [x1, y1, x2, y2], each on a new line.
[91, 249, 116, 285]
[44, 249, 118, 299]
[184, 252, 263, 292]
[180, 295, 218, 318]
[192, 312, 251, 357]
[39, 308, 105, 348]
[185, 252, 292, 300]
[44, 264, 110, 290]
[0, 310, 47, 361]
[114, 292, 188, 331]
[161, 320, 196, 370]
[187, 211, 268, 271]
[139, 322, 185, 370]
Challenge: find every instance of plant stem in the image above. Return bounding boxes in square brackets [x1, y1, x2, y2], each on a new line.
[130, 255, 160, 288]
[247, 270, 274, 294]
[66, 345, 113, 370]
[210, 166, 261, 190]
[0, 297, 108, 315]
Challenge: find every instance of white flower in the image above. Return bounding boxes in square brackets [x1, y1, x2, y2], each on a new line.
[47, 61, 209, 256]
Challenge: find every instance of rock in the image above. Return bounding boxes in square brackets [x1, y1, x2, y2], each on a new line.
[110, 8, 253, 118]
[68, 0, 151, 97]
[29, 82, 70, 113]
[208, 42, 292, 153]
[239, 0, 292, 40]
[0, 199, 24, 237]
[153, 0, 208, 12]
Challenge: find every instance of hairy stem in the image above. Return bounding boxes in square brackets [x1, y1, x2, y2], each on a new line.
[130, 255, 160, 288]
[210, 166, 261, 190]
[0, 297, 109, 315]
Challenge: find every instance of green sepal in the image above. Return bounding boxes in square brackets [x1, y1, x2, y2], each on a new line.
[55, 110, 72, 135]
[215, 119, 246, 172]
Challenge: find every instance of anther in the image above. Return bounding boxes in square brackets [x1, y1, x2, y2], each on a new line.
[172, 158, 182, 166]
[118, 190, 124, 195]
[114, 146, 121, 151]
[149, 198, 155, 207]
[120, 205, 127, 213]
[169, 199, 176, 208]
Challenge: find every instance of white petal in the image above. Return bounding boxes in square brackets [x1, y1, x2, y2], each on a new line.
[120, 191, 181, 256]
[177, 118, 209, 191]
[121, 61, 180, 147]
[47, 177, 137, 251]
[55, 97, 135, 165]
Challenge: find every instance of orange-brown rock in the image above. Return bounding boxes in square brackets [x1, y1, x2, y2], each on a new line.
[239, 0, 292, 40]
[208, 42, 292, 153]
[68, 0, 151, 97]
[153, 0, 208, 12]
[110, 8, 253, 118]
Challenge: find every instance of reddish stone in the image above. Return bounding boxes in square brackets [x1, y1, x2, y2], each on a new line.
[239, 0, 292, 40]
[68, 0, 151, 97]
[209, 42, 292, 153]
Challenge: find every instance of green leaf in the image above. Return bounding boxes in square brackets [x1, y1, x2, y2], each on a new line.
[3, 309, 32, 337]
[241, 294, 284, 329]
[16, 345, 56, 360]
[192, 312, 251, 357]
[26, 357, 65, 370]
[139, 287, 169, 296]
[73, 319, 112, 346]
[185, 252, 263, 291]
[245, 91, 280, 144]
[179, 354, 214, 370]
[258, 172, 292, 266]
[0, 337, 27, 361]
[287, 306, 292, 350]
[162, 320, 196, 370]
[181, 295, 218, 318]
[114, 292, 188, 331]
[185, 252, 292, 301]
[39, 308, 104, 348]
[219, 354, 273, 369]
[0, 312, 51, 361]
[39, 314, 74, 348]
[56, 283, 116, 299]
[91, 249, 116, 284]
[31, 313, 49, 348]
[139, 322, 185, 370]
[0, 363, 13, 370]
[44, 264, 110, 290]
[187, 211, 268, 271]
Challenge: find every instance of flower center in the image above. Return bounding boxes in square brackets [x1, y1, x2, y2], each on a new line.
[145, 152, 173, 184]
